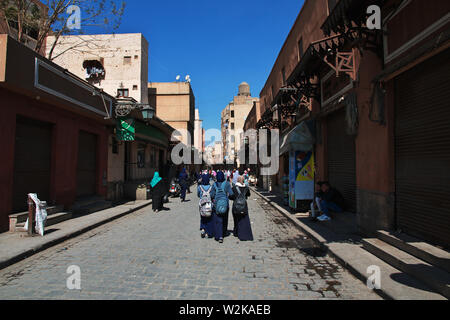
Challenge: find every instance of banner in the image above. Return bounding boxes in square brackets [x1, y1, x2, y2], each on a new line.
[117, 118, 135, 141]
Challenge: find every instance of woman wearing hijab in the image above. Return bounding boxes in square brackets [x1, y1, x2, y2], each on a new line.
[179, 167, 188, 202]
[198, 174, 215, 239]
[212, 171, 234, 243]
[150, 172, 165, 213]
[230, 176, 254, 241]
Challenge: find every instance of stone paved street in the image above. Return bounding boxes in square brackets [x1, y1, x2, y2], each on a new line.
[0, 189, 381, 300]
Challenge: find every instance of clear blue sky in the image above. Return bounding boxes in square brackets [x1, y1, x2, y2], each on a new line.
[98, 0, 304, 132]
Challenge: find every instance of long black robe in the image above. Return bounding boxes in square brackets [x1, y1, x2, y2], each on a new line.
[151, 179, 165, 211]
[230, 185, 254, 241]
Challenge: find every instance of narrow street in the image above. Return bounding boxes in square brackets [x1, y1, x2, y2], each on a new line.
[0, 190, 380, 300]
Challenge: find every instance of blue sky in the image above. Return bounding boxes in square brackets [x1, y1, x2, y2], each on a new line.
[93, 0, 304, 132]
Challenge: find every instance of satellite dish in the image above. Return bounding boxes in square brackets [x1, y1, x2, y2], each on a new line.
[185, 75, 190, 81]
[176, 75, 181, 81]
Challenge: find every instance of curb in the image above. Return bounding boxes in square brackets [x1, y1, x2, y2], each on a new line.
[251, 187, 391, 300]
[0, 201, 152, 271]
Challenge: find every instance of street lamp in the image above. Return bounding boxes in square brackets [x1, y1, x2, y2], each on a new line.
[141, 106, 155, 121]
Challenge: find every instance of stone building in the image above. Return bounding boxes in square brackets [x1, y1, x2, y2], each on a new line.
[0, 35, 115, 232]
[148, 81, 196, 169]
[221, 82, 259, 167]
[256, 0, 450, 249]
[45, 33, 174, 201]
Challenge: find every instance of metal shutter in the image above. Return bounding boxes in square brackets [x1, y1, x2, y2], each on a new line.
[327, 109, 357, 212]
[13, 117, 52, 212]
[395, 48, 450, 248]
[76, 131, 97, 197]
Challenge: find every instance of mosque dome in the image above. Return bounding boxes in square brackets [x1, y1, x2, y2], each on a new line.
[238, 82, 251, 97]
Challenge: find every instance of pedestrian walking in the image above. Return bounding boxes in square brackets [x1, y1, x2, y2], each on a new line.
[179, 167, 188, 202]
[230, 176, 253, 241]
[212, 171, 233, 243]
[198, 174, 215, 239]
[232, 169, 240, 186]
[150, 171, 165, 213]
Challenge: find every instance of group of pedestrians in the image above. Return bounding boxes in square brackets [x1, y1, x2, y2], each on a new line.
[148, 167, 254, 243]
[197, 168, 253, 244]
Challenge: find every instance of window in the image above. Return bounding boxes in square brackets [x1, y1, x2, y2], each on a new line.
[117, 89, 129, 97]
[298, 38, 304, 61]
[83, 60, 105, 82]
[231, 123, 235, 130]
[231, 110, 235, 118]
[231, 136, 235, 143]
[133, 85, 138, 90]
[112, 137, 118, 154]
[282, 67, 286, 86]
[137, 148, 145, 168]
[124, 56, 132, 65]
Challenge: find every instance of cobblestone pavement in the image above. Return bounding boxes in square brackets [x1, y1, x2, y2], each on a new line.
[0, 188, 381, 300]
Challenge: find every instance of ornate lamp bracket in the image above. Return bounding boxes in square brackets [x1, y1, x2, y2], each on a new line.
[323, 48, 357, 81]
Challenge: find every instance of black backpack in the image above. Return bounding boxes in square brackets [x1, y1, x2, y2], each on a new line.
[233, 187, 248, 216]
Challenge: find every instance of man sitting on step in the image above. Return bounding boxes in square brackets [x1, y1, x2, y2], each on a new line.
[311, 181, 345, 222]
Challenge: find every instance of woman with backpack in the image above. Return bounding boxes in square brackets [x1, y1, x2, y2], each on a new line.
[230, 176, 254, 241]
[212, 171, 234, 244]
[198, 174, 215, 239]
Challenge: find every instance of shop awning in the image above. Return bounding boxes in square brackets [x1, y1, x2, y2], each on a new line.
[280, 121, 315, 155]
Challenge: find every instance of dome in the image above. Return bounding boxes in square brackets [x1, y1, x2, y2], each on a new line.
[238, 82, 251, 96]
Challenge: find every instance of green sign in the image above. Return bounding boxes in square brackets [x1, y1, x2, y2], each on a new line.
[116, 118, 135, 141]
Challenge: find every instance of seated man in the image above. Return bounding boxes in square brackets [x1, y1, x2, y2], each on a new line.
[314, 181, 345, 222]
[310, 181, 325, 220]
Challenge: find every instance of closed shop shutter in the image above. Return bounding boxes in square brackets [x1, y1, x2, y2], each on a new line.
[327, 109, 357, 212]
[76, 131, 97, 197]
[13, 117, 52, 212]
[395, 48, 450, 247]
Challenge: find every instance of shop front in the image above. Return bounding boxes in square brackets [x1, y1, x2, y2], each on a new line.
[280, 121, 316, 211]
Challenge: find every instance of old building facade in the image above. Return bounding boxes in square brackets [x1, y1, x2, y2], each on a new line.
[46, 33, 174, 201]
[0, 35, 114, 232]
[221, 82, 259, 167]
[255, 0, 450, 247]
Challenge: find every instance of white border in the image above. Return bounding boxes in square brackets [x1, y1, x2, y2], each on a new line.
[34, 57, 112, 117]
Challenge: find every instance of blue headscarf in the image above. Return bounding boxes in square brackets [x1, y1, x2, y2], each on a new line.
[201, 174, 210, 186]
[150, 172, 162, 188]
[216, 171, 225, 183]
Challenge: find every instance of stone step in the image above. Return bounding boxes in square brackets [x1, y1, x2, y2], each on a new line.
[328, 242, 446, 300]
[15, 211, 73, 233]
[362, 238, 450, 299]
[9, 205, 64, 232]
[377, 230, 450, 274]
